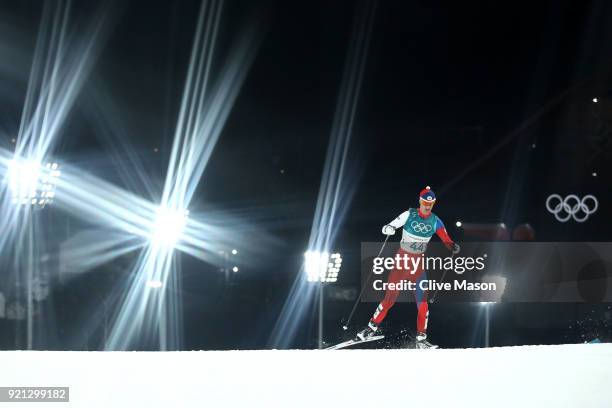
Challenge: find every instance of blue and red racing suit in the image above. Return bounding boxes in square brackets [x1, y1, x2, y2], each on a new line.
[371, 208, 454, 333]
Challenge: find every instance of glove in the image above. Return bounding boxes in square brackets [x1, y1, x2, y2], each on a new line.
[381, 225, 396, 236]
[452, 243, 461, 255]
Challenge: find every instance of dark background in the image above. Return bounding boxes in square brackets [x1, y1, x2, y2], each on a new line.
[0, 0, 611, 349]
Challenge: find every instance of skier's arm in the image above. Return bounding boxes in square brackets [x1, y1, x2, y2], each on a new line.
[381, 210, 409, 235]
[435, 218, 460, 254]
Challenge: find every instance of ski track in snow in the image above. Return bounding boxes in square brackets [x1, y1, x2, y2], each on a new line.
[2, 344, 611, 407]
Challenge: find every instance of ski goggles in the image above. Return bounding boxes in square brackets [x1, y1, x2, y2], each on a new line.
[419, 197, 436, 205]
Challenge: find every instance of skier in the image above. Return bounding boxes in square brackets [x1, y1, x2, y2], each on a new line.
[356, 186, 459, 349]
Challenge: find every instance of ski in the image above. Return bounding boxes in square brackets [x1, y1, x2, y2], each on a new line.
[325, 335, 385, 350]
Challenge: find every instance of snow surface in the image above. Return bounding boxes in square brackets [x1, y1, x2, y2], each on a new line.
[2, 344, 611, 407]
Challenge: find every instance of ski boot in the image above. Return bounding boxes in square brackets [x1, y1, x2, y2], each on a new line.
[415, 332, 438, 349]
[356, 321, 379, 341]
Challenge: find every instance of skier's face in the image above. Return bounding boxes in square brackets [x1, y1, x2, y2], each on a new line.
[419, 199, 435, 215]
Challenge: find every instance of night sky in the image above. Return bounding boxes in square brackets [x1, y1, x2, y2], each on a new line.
[0, 0, 611, 350]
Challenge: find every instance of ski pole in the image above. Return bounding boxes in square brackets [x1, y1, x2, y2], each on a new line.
[342, 235, 390, 330]
[430, 246, 457, 304]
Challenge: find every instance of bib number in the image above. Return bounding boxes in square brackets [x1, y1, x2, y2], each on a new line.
[409, 242, 426, 252]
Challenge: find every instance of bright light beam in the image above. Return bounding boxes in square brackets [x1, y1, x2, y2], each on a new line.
[151, 207, 190, 249]
[269, 0, 376, 349]
[54, 165, 158, 238]
[0, 142, 277, 277]
[106, 0, 263, 350]
[16, 0, 111, 164]
[0, 0, 112, 259]
[83, 83, 160, 201]
[163, 1, 261, 210]
[58, 229, 146, 277]
[0, 1, 265, 351]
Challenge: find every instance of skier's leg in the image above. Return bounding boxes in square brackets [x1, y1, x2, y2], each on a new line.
[416, 299, 429, 333]
[370, 264, 407, 325]
[412, 269, 437, 348]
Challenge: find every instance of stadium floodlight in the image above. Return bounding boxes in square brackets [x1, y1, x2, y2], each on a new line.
[231, 249, 238, 255]
[232, 266, 239, 273]
[305, 251, 329, 282]
[456, 221, 462, 228]
[146, 280, 163, 289]
[304, 251, 342, 283]
[326, 253, 342, 283]
[8, 159, 60, 207]
[151, 207, 189, 248]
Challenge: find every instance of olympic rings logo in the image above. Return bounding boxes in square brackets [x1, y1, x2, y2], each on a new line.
[411, 221, 432, 232]
[545, 194, 598, 223]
